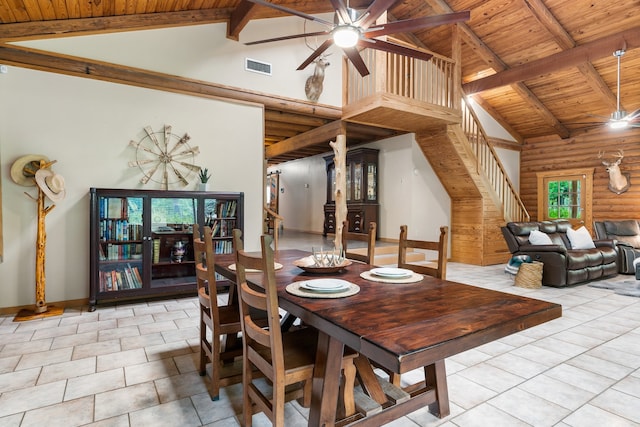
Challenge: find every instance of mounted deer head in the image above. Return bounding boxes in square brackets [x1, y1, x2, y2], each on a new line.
[304, 56, 330, 103]
[598, 149, 631, 194]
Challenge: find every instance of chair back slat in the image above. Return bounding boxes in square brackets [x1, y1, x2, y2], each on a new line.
[398, 225, 448, 279]
[232, 229, 285, 367]
[342, 221, 377, 264]
[193, 224, 220, 313]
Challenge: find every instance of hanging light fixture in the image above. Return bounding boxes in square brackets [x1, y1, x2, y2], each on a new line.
[333, 25, 360, 48]
[609, 49, 629, 129]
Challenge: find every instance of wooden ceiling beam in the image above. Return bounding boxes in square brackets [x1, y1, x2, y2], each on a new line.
[0, 9, 233, 42]
[227, 0, 258, 41]
[522, 0, 618, 112]
[265, 120, 346, 159]
[463, 26, 640, 94]
[456, 18, 569, 138]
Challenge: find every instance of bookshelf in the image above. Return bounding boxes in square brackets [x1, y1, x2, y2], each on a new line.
[89, 188, 244, 310]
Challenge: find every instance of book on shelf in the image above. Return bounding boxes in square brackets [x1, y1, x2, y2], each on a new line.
[153, 239, 160, 263]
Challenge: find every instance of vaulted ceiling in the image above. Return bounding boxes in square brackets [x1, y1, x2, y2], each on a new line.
[1, 0, 639, 162]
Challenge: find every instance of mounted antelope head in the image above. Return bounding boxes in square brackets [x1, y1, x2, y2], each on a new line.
[598, 149, 631, 194]
[304, 56, 330, 103]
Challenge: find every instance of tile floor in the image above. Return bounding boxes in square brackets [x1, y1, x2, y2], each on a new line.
[1, 230, 640, 426]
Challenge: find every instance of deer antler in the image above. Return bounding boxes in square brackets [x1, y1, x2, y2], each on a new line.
[598, 150, 610, 166]
[613, 149, 624, 165]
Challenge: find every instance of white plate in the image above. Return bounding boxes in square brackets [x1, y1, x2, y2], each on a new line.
[370, 267, 413, 278]
[299, 279, 351, 292]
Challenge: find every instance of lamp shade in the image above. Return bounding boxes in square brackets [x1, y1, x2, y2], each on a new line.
[333, 26, 359, 48]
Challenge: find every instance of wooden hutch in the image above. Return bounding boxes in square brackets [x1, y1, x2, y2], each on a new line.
[323, 148, 379, 236]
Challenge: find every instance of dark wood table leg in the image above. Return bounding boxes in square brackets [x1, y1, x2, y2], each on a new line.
[426, 360, 449, 417]
[353, 355, 387, 404]
[309, 331, 344, 427]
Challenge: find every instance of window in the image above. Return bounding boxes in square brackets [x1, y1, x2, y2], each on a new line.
[537, 169, 594, 230]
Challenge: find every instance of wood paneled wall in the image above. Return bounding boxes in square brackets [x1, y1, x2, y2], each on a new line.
[521, 128, 640, 227]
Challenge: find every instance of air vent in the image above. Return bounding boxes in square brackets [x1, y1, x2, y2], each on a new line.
[245, 58, 272, 76]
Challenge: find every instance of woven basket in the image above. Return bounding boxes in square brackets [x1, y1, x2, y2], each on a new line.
[514, 261, 543, 288]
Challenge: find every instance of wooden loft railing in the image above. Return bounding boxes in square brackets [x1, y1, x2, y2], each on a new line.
[460, 98, 529, 222]
[344, 48, 456, 108]
[343, 48, 529, 223]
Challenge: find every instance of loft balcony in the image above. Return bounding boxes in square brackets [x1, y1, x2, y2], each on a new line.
[342, 48, 462, 133]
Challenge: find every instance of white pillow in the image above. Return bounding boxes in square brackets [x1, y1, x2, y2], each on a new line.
[529, 229, 553, 245]
[567, 226, 596, 249]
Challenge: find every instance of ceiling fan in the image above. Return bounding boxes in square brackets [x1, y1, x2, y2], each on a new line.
[607, 50, 640, 129]
[573, 49, 640, 130]
[243, 0, 470, 77]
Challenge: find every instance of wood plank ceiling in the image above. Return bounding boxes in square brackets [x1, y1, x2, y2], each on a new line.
[1, 0, 639, 163]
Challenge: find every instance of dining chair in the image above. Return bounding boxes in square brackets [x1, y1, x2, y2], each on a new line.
[232, 229, 358, 426]
[341, 220, 377, 264]
[193, 223, 243, 401]
[397, 224, 448, 279]
[386, 224, 448, 388]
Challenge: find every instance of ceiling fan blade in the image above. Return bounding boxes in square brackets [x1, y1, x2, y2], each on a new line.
[343, 47, 370, 77]
[245, 0, 334, 27]
[364, 11, 471, 38]
[358, 38, 433, 62]
[297, 38, 334, 71]
[245, 31, 330, 45]
[329, 0, 352, 24]
[627, 108, 640, 120]
[355, 0, 398, 30]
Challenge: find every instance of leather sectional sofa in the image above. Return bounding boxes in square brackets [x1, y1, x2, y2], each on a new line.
[594, 220, 640, 274]
[501, 219, 618, 287]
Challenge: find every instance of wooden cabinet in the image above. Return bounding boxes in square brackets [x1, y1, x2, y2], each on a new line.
[89, 188, 243, 310]
[323, 148, 379, 235]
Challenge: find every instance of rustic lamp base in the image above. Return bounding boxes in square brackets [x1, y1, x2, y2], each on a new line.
[13, 305, 64, 322]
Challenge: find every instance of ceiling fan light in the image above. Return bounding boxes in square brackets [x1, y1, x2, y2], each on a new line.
[333, 26, 359, 48]
[609, 120, 629, 130]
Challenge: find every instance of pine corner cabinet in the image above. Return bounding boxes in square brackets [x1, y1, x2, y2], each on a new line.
[89, 188, 243, 311]
[323, 148, 379, 236]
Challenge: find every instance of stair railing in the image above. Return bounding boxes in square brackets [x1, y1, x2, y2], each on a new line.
[461, 98, 529, 222]
[344, 47, 528, 223]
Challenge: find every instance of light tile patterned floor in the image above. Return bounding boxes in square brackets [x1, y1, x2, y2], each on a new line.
[1, 231, 640, 426]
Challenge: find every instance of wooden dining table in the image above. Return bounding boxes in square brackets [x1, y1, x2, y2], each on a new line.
[215, 249, 562, 426]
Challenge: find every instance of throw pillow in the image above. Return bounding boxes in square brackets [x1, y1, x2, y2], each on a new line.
[567, 226, 596, 249]
[529, 229, 553, 245]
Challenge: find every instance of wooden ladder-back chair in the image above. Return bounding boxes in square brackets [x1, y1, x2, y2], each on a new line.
[387, 224, 449, 390]
[232, 229, 357, 426]
[398, 225, 448, 279]
[341, 220, 377, 264]
[193, 223, 243, 401]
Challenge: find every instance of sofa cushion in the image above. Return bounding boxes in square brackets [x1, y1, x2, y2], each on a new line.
[529, 229, 553, 245]
[567, 226, 596, 250]
[604, 220, 640, 236]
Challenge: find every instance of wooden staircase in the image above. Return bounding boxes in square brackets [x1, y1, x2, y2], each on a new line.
[342, 49, 529, 266]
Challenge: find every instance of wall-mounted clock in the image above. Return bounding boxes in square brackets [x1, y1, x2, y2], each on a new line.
[128, 125, 201, 190]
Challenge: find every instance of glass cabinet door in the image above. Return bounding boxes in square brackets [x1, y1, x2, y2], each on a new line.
[353, 162, 362, 201]
[97, 196, 144, 292]
[367, 163, 377, 201]
[150, 197, 198, 288]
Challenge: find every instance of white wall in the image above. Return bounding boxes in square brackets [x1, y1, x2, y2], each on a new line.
[0, 67, 264, 307]
[272, 134, 452, 243]
[16, 19, 343, 106]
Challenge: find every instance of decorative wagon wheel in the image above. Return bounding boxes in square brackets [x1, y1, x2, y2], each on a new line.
[129, 125, 201, 190]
